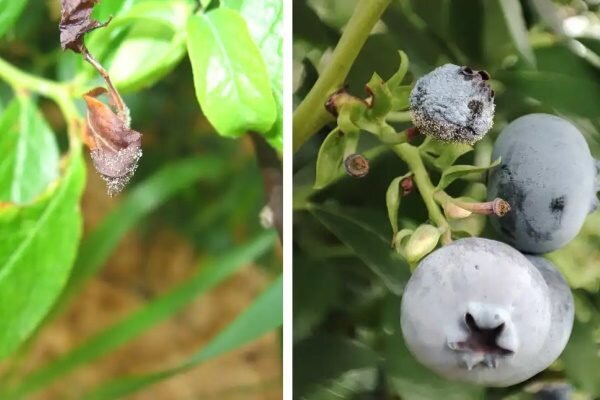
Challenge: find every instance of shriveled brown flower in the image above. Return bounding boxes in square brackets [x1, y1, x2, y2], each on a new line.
[84, 87, 142, 196]
[59, 0, 109, 52]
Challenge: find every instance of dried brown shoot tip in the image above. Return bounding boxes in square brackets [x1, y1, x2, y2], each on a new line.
[59, 0, 110, 52]
[84, 88, 142, 196]
[406, 127, 421, 142]
[401, 176, 414, 196]
[491, 198, 511, 217]
[344, 153, 369, 178]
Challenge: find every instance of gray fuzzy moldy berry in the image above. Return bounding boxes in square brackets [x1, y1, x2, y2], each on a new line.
[488, 114, 599, 253]
[409, 64, 495, 143]
[400, 238, 554, 387]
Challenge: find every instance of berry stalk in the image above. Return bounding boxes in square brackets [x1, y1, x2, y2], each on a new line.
[392, 143, 452, 244]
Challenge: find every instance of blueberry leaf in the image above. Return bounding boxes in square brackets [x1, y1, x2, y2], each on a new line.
[314, 128, 346, 190]
[310, 203, 410, 294]
[0, 97, 60, 204]
[294, 335, 378, 398]
[186, 8, 277, 138]
[86, 1, 190, 92]
[221, 0, 283, 150]
[0, 151, 85, 360]
[0, 0, 27, 39]
[437, 158, 501, 190]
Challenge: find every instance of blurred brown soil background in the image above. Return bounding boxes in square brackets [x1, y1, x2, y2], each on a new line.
[17, 165, 281, 400]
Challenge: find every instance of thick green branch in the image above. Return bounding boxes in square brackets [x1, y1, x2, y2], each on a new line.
[392, 143, 452, 244]
[293, 0, 392, 152]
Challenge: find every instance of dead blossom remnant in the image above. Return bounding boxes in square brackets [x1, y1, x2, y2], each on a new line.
[59, 0, 142, 196]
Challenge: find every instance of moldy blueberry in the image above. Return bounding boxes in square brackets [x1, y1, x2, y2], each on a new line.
[409, 64, 495, 144]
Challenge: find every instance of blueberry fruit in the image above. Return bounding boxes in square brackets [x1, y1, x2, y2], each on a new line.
[400, 238, 555, 386]
[409, 64, 495, 144]
[525, 256, 574, 374]
[487, 113, 599, 253]
[533, 383, 572, 400]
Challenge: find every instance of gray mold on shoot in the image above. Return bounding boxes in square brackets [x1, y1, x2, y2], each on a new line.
[400, 238, 553, 387]
[409, 65, 495, 144]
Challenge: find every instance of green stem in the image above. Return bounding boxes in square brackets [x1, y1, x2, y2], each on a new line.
[0, 56, 81, 146]
[293, 0, 392, 152]
[392, 143, 452, 244]
[386, 111, 412, 123]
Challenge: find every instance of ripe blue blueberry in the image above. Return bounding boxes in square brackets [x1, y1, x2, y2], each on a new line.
[487, 114, 599, 253]
[400, 238, 555, 386]
[409, 64, 495, 143]
[533, 383, 572, 400]
[525, 256, 574, 375]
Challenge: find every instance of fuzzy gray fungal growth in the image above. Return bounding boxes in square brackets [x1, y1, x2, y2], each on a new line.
[401, 238, 556, 387]
[488, 114, 598, 253]
[409, 64, 495, 143]
[90, 145, 142, 196]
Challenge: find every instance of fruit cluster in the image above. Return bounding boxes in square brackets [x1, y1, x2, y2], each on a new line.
[400, 66, 599, 387]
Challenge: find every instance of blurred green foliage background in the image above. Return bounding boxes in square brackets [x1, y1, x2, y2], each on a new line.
[293, 0, 600, 399]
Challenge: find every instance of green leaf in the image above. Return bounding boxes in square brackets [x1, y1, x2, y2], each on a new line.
[8, 232, 276, 398]
[310, 203, 411, 294]
[66, 156, 226, 297]
[221, 0, 283, 150]
[497, 0, 535, 67]
[86, 1, 191, 92]
[0, 97, 59, 204]
[294, 335, 378, 398]
[437, 158, 500, 190]
[366, 73, 393, 118]
[561, 316, 600, 396]
[314, 128, 345, 189]
[293, 257, 342, 342]
[0, 150, 85, 360]
[186, 9, 276, 138]
[80, 275, 282, 400]
[0, 0, 27, 38]
[419, 137, 473, 171]
[386, 173, 412, 238]
[497, 70, 600, 119]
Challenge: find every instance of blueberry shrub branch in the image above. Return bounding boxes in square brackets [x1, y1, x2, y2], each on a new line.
[292, 0, 392, 152]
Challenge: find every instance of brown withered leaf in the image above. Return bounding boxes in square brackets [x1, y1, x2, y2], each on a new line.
[59, 0, 108, 52]
[84, 87, 142, 196]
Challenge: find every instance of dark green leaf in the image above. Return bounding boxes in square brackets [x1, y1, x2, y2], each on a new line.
[0, 97, 60, 204]
[186, 8, 276, 138]
[8, 232, 276, 398]
[293, 257, 342, 342]
[294, 335, 378, 398]
[0, 151, 85, 360]
[0, 0, 27, 38]
[80, 275, 282, 400]
[310, 203, 411, 294]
